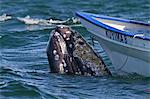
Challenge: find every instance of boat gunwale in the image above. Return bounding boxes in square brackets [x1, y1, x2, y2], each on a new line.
[76, 12, 150, 41]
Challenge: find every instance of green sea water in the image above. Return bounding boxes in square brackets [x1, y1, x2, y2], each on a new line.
[0, 0, 150, 99]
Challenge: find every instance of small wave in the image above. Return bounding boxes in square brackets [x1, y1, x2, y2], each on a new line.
[0, 14, 12, 22]
[0, 66, 49, 76]
[17, 15, 80, 26]
[0, 81, 42, 98]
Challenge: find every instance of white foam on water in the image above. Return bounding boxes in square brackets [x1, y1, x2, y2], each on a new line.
[17, 15, 67, 25]
[17, 15, 81, 26]
[0, 14, 12, 22]
[17, 15, 41, 25]
[0, 14, 81, 31]
[46, 18, 70, 24]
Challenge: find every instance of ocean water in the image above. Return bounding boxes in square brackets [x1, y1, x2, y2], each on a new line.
[0, 0, 150, 99]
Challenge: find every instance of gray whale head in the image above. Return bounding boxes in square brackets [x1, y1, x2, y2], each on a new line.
[46, 25, 111, 76]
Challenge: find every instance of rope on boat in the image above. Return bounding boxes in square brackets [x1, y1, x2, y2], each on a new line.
[90, 36, 129, 72]
[117, 56, 128, 71]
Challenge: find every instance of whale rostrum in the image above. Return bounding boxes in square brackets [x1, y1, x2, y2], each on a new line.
[46, 25, 111, 76]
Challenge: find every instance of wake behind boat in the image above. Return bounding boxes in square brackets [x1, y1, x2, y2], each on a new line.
[76, 12, 150, 77]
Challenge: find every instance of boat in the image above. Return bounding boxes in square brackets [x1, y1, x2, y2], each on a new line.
[76, 12, 150, 77]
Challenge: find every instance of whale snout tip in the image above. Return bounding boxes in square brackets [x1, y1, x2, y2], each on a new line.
[55, 25, 72, 38]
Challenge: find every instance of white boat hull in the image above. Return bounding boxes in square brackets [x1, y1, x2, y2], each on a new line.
[80, 18, 150, 77]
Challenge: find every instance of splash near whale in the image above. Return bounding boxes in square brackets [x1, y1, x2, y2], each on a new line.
[46, 25, 111, 76]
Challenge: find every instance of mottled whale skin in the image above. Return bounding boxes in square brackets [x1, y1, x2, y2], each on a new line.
[46, 25, 111, 76]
